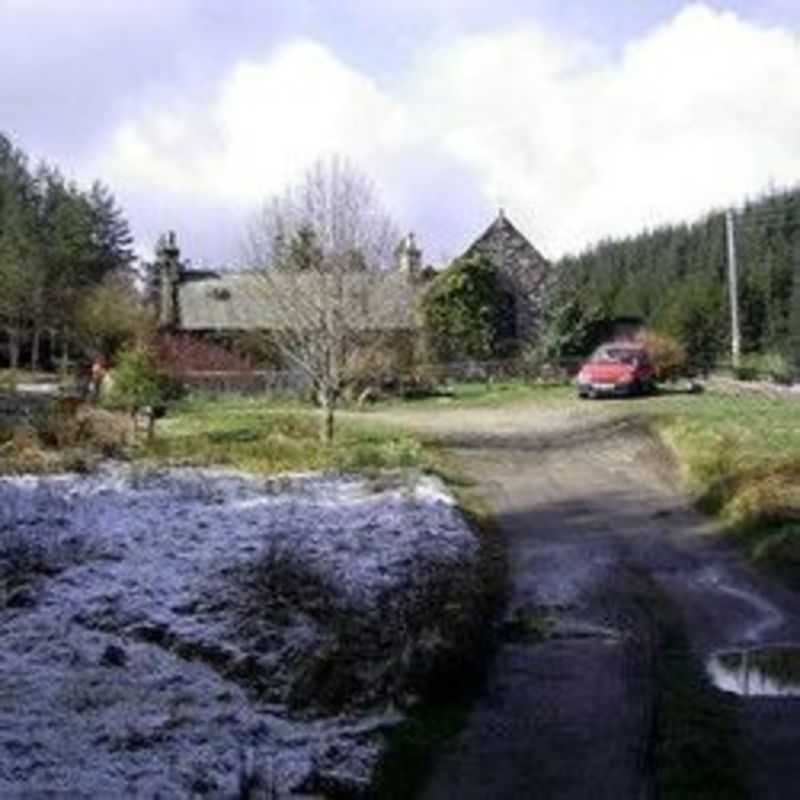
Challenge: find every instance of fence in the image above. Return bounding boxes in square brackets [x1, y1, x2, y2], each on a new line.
[177, 369, 311, 396]
[174, 358, 800, 399]
[174, 360, 562, 397]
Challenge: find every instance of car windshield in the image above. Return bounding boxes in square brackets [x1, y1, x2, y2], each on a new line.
[594, 347, 644, 365]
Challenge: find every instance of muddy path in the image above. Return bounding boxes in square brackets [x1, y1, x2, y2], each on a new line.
[369, 402, 800, 799]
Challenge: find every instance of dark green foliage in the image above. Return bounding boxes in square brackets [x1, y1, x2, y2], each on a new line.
[788, 255, 800, 373]
[87, 181, 135, 279]
[106, 347, 180, 440]
[536, 269, 607, 361]
[661, 274, 726, 373]
[422, 253, 504, 361]
[558, 188, 800, 370]
[108, 348, 172, 409]
[0, 131, 136, 369]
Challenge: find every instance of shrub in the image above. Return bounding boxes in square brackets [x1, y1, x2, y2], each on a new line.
[733, 354, 762, 382]
[342, 335, 433, 403]
[731, 352, 795, 384]
[226, 537, 482, 714]
[108, 348, 169, 407]
[760, 352, 794, 385]
[106, 347, 181, 440]
[0, 404, 129, 474]
[637, 330, 687, 381]
[422, 253, 504, 362]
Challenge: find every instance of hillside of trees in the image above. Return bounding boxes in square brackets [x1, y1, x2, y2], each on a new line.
[555, 188, 800, 373]
[0, 132, 136, 370]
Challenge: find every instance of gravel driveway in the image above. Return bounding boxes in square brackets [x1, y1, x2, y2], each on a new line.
[370, 401, 800, 799]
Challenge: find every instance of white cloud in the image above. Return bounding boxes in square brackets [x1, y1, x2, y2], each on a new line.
[93, 40, 405, 205]
[86, 3, 800, 261]
[409, 3, 800, 255]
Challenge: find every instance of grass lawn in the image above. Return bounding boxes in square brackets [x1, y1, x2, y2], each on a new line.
[379, 379, 574, 409]
[638, 390, 800, 520]
[143, 393, 433, 474]
[647, 390, 800, 464]
[644, 390, 800, 579]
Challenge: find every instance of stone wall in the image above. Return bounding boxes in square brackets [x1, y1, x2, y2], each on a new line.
[463, 212, 550, 344]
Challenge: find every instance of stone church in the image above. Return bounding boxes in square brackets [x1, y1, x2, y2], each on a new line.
[460, 209, 550, 345]
[155, 210, 550, 351]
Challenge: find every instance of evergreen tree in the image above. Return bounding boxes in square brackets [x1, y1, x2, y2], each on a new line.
[0, 195, 37, 368]
[87, 181, 135, 279]
[557, 188, 800, 366]
[0, 131, 138, 369]
[788, 249, 800, 373]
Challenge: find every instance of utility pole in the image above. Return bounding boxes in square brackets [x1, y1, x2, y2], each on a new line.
[725, 209, 741, 370]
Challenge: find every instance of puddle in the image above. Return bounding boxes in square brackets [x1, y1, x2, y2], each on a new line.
[499, 611, 554, 643]
[499, 607, 620, 645]
[707, 645, 800, 697]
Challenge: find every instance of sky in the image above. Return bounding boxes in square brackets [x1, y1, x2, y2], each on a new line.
[3, 0, 800, 267]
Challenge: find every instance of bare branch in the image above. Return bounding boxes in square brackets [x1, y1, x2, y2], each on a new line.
[243, 156, 415, 440]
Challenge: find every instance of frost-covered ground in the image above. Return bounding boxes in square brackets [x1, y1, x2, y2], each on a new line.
[0, 465, 479, 798]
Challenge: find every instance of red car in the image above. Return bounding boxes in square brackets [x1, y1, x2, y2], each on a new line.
[576, 344, 655, 398]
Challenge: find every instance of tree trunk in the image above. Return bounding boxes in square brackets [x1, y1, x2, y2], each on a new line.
[30, 327, 41, 372]
[146, 410, 156, 443]
[8, 328, 20, 371]
[319, 395, 335, 442]
[60, 334, 69, 373]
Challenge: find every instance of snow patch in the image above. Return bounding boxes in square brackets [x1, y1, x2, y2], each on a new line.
[0, 464, 479, 797]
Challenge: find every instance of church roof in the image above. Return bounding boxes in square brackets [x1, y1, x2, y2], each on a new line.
[463, 210, 550, 268]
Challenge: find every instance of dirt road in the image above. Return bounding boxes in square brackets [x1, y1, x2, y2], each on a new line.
[371, 401, 800, 799]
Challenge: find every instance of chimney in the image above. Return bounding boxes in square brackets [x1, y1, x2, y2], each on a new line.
[395, 232, 422, 274]
[157, 230, 183, 329]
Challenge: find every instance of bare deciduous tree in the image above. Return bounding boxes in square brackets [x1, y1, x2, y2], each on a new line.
[245, 156, 416, 441]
